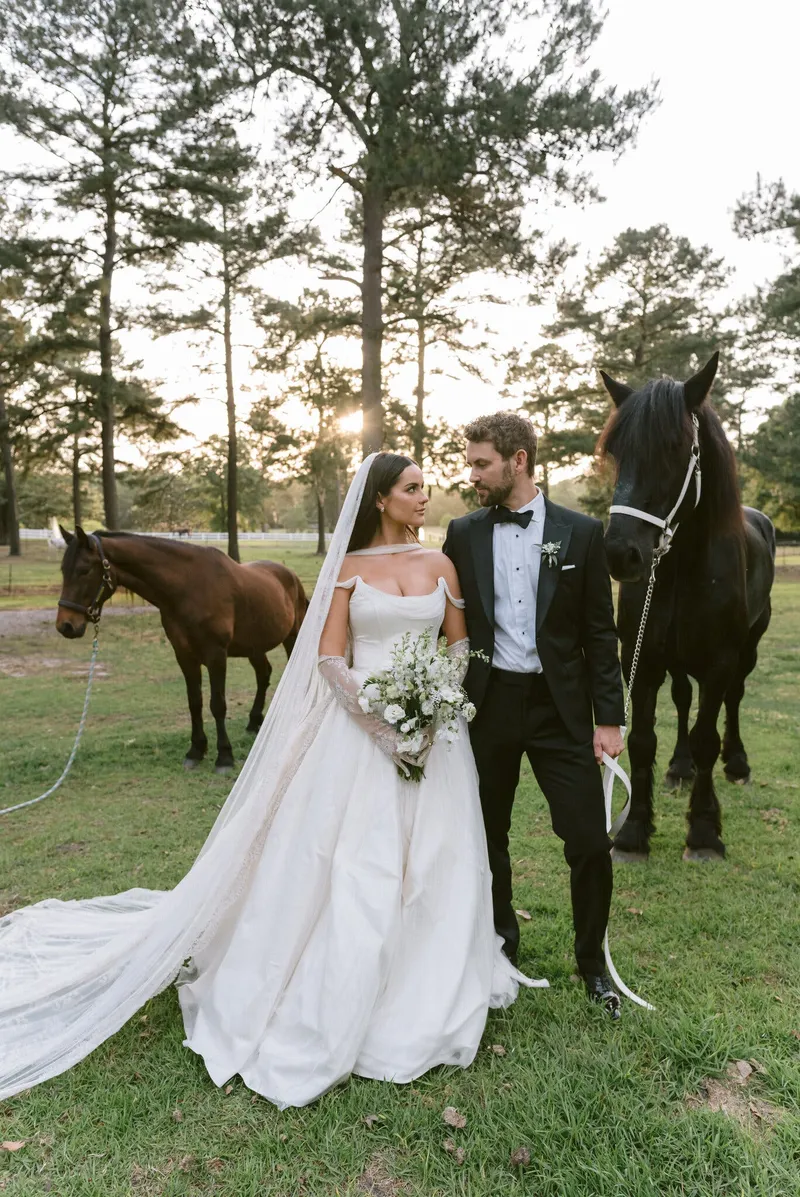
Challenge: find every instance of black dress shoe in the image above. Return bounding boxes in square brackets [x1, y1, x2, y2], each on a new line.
[583, 972, 621, 1020]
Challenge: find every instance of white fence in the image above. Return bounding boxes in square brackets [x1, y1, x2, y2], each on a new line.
[20, 529, 333, 543]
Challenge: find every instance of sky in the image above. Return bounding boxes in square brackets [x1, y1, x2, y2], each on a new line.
[4, 0, 798, 466]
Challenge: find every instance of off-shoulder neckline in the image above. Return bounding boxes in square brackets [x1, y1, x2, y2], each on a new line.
[335, 575, 465, 607]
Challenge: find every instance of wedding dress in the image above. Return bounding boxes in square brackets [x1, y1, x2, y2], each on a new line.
[0, 455, 545, 1109]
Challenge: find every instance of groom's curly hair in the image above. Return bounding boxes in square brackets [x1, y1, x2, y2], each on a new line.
[464, 412, 537, 476]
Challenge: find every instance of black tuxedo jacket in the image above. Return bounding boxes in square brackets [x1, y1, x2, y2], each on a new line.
[443, 497, 625, 742]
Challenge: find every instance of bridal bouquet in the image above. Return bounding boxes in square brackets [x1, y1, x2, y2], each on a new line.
[357, 629, 486, 783]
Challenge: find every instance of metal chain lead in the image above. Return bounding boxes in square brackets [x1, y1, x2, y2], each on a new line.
[0, 628, 101, 817]
[623, 555, 659, 725]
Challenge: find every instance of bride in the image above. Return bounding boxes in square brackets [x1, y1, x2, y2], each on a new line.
[0, 452, 545, 1109]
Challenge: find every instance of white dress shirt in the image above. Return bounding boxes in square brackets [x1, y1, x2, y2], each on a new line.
[492, 488, 545, 673]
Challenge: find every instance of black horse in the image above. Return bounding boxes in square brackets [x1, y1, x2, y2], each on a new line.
[598, 353, 775, 860]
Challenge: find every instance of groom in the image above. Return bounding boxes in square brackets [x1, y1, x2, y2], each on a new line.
[443, 412, 625, 1018]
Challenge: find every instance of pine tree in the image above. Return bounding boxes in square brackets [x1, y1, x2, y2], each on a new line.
[734, 176, 800, 373]
[144, 119, 308, 560]
[253, 291, 360, 553]
[217, 0, 656, 454]
[0, 0, 201, 527]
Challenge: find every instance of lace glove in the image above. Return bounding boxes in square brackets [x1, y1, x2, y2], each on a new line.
[446, 637, 471, 686]
[318, 656, 428, 774]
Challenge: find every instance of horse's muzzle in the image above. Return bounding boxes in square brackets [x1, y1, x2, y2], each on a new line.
[56, 614, 88, 639]
[605, 538, 648, 584]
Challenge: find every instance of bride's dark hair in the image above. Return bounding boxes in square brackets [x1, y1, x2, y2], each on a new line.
[347, 452, 420, 552]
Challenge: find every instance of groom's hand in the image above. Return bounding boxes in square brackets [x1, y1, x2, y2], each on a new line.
[593, 725, 624, 764]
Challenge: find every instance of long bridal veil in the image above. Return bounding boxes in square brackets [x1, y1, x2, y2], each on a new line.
[0, 454, 378, 1101]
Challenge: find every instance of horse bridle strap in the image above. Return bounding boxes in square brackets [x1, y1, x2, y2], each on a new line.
[58, 533, 117, 623]
[609, 413, 701, 557]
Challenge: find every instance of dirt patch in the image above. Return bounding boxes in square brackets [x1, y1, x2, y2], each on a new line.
[0, 654, 111, 679]
[0, 895, 28, 919]
[687, 1060, 783, 1132]
[356, 1155, 410, 1196]
[774, 565, 800, 584]
[0, 605, 153, 638]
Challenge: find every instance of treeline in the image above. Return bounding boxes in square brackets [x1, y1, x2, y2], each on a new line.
[1, 1, 798, 561]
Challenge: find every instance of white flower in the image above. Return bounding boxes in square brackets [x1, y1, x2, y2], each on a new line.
[421, 699, 435, 717]
[463, 703, 477, 722]
[358, 695, 372, 713]
[384, 704, 406, 725]
[363, 682, 381, 701]
[386, 685, 400, 700]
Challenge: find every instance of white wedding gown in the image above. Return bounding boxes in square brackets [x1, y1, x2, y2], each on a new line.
[179, 575, 543, 1106]
[0, 561, 545, 1109]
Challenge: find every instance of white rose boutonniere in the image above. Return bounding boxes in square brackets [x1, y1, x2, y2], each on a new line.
[542, 540, 562, 569]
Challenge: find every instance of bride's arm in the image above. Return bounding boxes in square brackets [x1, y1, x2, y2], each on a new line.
[318, 583, 351, 658]
[438, 555, 467, 647]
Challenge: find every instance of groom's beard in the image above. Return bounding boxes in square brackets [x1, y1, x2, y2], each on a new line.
[477, 462, 515, 508]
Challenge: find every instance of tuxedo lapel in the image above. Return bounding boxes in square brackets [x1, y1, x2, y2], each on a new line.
[469, 508, 495, 625]
[536, 501, 572, 633]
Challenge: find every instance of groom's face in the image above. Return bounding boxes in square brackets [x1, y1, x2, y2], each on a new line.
[467, 441, 515, 507]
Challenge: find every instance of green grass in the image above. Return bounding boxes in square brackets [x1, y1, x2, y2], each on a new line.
[0, 573, 799, 1195]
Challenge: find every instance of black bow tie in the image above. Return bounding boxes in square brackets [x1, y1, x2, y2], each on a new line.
[491, 506, 534, 529]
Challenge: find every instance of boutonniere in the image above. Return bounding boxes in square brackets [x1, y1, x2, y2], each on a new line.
[542, 540, 561, 569]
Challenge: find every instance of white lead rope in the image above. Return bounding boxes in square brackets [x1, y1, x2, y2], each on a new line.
[598, 554, 661, 1011]
[0, 631, 101, 817]
[601, 746, 655, 1010]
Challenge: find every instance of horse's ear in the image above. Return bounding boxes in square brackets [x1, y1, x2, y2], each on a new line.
[59, 524, 74, 544]
[75, 525, 89, 546]
[599, 370, 634, 408]
[684, 352, 719, 410]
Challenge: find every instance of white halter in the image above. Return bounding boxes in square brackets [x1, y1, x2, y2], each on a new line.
[609, 413, 702, 559]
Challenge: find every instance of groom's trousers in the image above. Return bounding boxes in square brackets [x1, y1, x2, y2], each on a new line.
[469, 667, 612, 977]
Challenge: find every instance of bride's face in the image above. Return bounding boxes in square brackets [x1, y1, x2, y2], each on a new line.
[379, 465, 429, 528]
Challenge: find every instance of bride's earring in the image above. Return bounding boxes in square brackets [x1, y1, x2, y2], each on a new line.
[378, 505, 385, 513]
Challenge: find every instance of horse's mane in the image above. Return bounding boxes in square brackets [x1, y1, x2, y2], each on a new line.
[597, 378, 743, 537]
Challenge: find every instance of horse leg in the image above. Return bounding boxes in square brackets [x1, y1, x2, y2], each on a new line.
[206, 650, 234, 774]
[665, 669, 695, 790]
[722, 604, 770, 784]
[246, 653, 272, 733]
[613, 668, 664, 861]
[175, 650, 208, 768]
[684, 669, 731, 861]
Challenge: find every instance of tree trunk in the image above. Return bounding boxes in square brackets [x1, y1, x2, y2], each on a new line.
[99, 159, 119, 529]
[316, 490, 325, 556]
[361, 182, 385, 456]
[222, 221, 240, 563]
[0, 392, 21, 556]
[414, 317, 426, 465]
[72, 429, 82, 527]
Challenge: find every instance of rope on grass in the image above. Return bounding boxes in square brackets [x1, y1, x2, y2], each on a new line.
[0, 629, 101, 817]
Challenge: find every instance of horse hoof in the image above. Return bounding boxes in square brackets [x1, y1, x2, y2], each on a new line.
[246, 720, 263, 734]
[215, 764, 234, 776]
[183, 758, 202, 770]
[682, 847, 725, 862]
[611, 848, 649, 864]
[725, 772, 751, 786]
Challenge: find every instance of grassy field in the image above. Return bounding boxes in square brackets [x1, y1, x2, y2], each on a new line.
[1, 534, 794, 611]
[0, 560, 799, 1195]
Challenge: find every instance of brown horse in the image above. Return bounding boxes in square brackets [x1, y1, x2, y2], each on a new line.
[55, 527, 308, 772]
